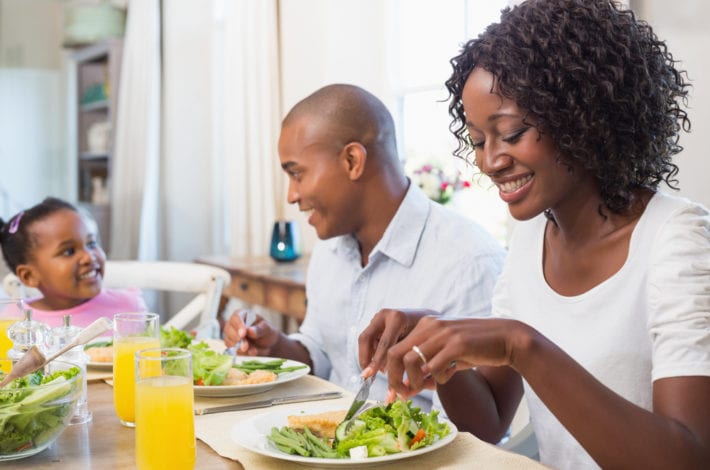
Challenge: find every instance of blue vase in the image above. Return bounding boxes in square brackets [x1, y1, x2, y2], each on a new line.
[269, 220, 302, 262]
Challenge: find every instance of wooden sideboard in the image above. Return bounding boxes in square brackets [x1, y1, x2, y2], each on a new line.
[196, 255, 308, 323]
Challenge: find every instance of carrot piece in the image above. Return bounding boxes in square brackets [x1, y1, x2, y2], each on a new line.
[410, 428, 426, 446]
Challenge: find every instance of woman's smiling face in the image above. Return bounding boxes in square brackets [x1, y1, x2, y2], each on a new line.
[461, 67, 586, 221]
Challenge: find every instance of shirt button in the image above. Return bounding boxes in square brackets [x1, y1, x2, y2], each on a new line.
[350, 376, 358, 384]
[350, 327, 357, 334]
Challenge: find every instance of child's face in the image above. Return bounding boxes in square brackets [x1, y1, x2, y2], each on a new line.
[19, 209, 106, 310]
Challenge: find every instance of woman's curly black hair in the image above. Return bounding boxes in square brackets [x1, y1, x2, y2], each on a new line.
[446, 0, 690, 215]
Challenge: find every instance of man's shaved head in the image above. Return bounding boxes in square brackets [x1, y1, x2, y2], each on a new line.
[283, 84, 398, 166]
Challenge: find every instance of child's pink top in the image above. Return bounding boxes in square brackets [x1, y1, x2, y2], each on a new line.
[0, 288, 148, 328]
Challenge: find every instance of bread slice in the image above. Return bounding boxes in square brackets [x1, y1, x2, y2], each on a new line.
[287, 409, 347, 439]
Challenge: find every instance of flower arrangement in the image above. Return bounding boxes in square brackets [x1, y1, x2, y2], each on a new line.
[410, 164, 471, 205]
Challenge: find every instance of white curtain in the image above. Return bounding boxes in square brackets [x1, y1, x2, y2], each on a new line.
[217, 0, 283, 258]
[110, 0, 161, 261]
[112, 0, 281, 268]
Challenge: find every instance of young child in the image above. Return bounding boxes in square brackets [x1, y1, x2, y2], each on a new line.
[0, 197, 146, 327]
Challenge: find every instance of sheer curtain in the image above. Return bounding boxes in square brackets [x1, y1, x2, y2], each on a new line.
[216, 0, 282, 258]
[110, 0, 161, 261]
[112, 0, 281, 265]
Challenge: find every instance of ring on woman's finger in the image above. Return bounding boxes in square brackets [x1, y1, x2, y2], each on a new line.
[412, 345, 428, 365]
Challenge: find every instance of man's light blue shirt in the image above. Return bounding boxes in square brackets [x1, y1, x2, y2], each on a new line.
[290, 183, 506, 411]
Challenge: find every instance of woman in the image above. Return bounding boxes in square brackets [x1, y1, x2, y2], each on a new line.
[358, 1, 710, 468]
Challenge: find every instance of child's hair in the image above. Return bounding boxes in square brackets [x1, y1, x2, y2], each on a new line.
[0, 197, 79, 273]
[445, 0, 690, 215]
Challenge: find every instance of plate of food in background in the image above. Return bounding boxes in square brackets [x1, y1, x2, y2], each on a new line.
[84, 337, 114, 370]
[192, 355, 310, 397]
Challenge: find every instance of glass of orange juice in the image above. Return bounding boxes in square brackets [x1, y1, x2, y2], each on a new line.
[0, 299, 24, 373]
[113, 312, 160, 427]
[135, 347, 195, 470]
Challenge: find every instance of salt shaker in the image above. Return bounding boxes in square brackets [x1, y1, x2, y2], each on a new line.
[7, 308, 50, 360]
[48, 315, 92, 424]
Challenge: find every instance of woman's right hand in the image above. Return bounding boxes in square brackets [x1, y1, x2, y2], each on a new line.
[357, 308, 438, 377]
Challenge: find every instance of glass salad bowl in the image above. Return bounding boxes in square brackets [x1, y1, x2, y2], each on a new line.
[0, 359, 82, 461]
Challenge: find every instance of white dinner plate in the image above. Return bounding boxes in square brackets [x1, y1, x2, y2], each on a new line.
[84, 337, 113, 370]
[193, 356, 310, 398]
[229, 403, 457, 467]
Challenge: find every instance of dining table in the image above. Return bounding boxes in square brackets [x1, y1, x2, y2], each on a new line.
[10, 358, 550, 469]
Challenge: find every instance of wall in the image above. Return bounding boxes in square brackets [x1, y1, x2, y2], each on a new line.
[635, 0, 710, 208]
[0, 0, 68, 219]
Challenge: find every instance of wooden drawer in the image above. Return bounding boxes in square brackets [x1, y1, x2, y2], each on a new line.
[225, 274, 265, 306]
[287, 288, 307, 322]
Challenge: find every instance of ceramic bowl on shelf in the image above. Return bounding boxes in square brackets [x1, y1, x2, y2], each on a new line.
[0, 359, 82, 461]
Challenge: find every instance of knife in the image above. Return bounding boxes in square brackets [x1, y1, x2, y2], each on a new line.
[343, 375, 375, 421]
[195, 391, 343, 416]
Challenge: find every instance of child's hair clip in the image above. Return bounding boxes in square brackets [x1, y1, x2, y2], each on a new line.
[8, 211, 24, 234]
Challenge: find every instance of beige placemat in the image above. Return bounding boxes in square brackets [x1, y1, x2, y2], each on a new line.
[87, 366, 113, 383]
[194, 375, 549, 470]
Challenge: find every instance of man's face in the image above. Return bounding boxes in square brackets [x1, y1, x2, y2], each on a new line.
[278, 119, 360, 239]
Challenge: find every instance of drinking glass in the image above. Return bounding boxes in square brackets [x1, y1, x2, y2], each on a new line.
[135, 347, 195, 470]
[112, 312, 160, 427]
[0, 299, 24, 373]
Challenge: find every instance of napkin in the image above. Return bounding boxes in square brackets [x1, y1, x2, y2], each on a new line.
[194, 375, 550, 470]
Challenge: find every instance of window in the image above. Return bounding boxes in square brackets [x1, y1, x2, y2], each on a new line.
[392, 0, 510, 243]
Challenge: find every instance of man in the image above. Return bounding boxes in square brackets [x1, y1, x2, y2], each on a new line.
[224, 83, 505, 410]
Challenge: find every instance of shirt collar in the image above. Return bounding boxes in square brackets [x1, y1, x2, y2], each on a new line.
[325, 182, 431, 268]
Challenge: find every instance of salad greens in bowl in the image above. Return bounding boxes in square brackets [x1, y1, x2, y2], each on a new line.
[0, 359, 82, 461]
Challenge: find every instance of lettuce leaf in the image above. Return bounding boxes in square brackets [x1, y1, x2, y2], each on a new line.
[160, 326, 193, 348]
[335, 400, 451, 457]
[188, 342, 233, 385]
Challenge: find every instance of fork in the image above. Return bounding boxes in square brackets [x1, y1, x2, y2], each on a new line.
[224, 309, 257, 356]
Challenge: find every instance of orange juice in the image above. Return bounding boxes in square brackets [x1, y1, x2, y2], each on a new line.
[113, 336, 160, 425]
[0, 317, 21, 373]
[135, 375, 195, 470]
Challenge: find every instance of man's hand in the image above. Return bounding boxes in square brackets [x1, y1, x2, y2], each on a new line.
[223, 310, 280, 356]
